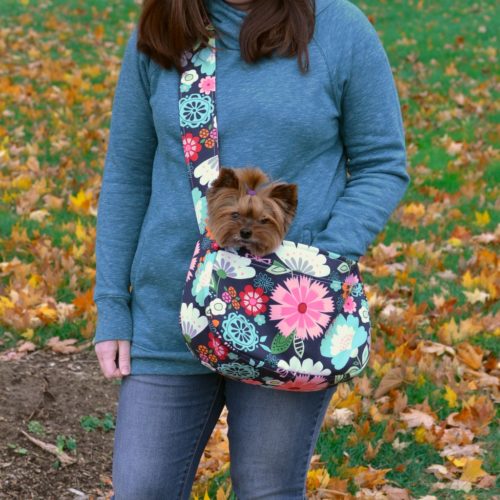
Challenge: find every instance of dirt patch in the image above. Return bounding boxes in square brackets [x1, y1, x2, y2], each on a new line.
[0, 349, 118, 499]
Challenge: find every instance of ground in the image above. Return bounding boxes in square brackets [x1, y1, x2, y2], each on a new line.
[0, 350, 117, 499]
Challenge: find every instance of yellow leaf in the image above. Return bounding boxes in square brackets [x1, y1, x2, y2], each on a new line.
[75, 219, 86, 241]
[415, 426, 426, 443]
[28, 273, 42, 288]
[203, 491, 210, 500]
[474, 211, 490, 227]
[21, 328, 34, 340]
[462, 270, 480, 289]
[450, 456, 468, 468]
[460, 458, 487, 483]
[447, 237, 462, 247]
[444, 385, 458, 408]
[69, 189, 92, 214]
[0, 295, 15, 314]
[12, 175, 32, 190]
[403, 203, 425, 218]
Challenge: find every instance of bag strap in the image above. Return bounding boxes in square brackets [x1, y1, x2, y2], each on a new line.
[178, 26, 219, 237]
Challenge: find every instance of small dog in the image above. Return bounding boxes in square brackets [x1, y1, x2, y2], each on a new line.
[206, 167, 298, 256]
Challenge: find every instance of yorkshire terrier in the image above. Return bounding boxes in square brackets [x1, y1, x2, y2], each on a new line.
[206, 167, 298, 257]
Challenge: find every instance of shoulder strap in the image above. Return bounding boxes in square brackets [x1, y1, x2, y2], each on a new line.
[178, 26, 219, 237]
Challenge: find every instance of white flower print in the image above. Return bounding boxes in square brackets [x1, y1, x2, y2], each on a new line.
[208, 298, 227, 316]
[180, 303, 208, 339]
[194, 155, 219, 187]
[214, 251, 256, 279]
[275, 241, 331, 278]
[277, 356, 332, 377]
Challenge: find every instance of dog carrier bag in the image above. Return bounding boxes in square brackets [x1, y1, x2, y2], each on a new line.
[178, 26, 371, 392]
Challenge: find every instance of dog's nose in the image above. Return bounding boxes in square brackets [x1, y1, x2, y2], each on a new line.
[240, 229, 252, 240]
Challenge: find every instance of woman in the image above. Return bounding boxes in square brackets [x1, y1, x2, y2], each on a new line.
[93, 0, 410, 498]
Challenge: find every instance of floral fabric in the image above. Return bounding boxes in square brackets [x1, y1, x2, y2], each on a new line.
[178, 28, 371, 391]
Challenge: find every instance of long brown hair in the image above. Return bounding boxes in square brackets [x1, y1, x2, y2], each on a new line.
[137, 0, 316, 74]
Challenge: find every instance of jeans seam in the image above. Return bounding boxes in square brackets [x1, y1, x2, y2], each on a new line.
[299, 389, 332, 500]
[177, 376, 224, 499]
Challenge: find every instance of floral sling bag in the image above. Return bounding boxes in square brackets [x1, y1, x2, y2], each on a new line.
[178, 26, 371, 392]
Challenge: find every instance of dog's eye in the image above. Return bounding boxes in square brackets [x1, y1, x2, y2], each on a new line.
[259, 218, 269, 224]
[231, 212, 240, 220]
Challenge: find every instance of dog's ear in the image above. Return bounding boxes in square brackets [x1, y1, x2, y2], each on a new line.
[270, 183, 298, 217]
[209, 167, 240, 191]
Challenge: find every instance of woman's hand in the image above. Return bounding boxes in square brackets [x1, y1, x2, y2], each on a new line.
[95, 340, 131, 379]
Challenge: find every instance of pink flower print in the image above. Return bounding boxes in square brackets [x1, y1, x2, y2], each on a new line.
[208, 333, 229, 361]
[199, 76, 216, 94]
[343, 296, 357, 314]
[222, 291, 232, 303]
[275, 375, 328, 392]
[182, 133, 202, 163]
[186, 240, 201, 282]
[345, 273, 359, 286]
[239, 284, 269, 316]
[270, 275, 334, 340]
[209, 128, 218, 140]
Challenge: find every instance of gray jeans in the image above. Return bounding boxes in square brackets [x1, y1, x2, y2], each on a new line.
[112, 374, 336, 500]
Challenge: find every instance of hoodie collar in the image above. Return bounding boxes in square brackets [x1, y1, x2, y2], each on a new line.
[204, 0, 248, 51]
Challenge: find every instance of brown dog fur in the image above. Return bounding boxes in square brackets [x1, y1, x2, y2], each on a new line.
[206, 167, 298, 256]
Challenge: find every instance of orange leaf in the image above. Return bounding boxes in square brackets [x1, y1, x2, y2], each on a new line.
[456, 342, 483, 370]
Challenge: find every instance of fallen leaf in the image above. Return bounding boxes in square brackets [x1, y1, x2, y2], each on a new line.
[443, 385, 458, 408]
[46, 336, 84, 354]
[374, 366, 406, 398]
[460, 458, 487, 483]
[457, 342, 483, 370]
[401, 409, 436, 429]
[463, 289, 490, 304]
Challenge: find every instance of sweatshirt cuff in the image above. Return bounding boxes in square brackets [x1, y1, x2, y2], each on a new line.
[93, 296, 133, 344]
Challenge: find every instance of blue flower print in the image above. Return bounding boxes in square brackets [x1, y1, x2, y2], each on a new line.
[219, 362, 259, 379]
[191, 46, 216, 75]
[253, 272, 274, 293]
[320, 314, 368, 370]
[191, 187, 207, 234]
[191, 252, 216, 307]
[222, 312, 259, 352]
[180, 94, 214, 128]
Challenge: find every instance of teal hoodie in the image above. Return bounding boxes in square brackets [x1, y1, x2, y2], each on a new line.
[93, 0, 410, 374]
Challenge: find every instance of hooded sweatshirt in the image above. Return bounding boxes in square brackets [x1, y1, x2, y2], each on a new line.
[92, 0, 411, 374]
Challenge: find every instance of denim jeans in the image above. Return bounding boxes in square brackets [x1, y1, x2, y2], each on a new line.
[112, 374, 336, 500]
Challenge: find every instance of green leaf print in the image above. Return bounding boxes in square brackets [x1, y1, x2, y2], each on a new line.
[270, 331, 295, 354]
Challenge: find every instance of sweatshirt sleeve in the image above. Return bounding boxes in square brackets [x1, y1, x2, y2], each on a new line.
[311, 2, 410, 262]
[92, 26, 157, 344]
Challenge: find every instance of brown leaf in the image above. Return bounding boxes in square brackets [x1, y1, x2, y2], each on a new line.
[374, 366, 406, 398]
[46, 336, 83, 354]
[349, 465, 390, 488]
[401, 409, 436, 429]
[17, 341, 37, 353]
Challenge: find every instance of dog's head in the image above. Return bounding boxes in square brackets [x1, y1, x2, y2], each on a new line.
[206, 167, 298, 256]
